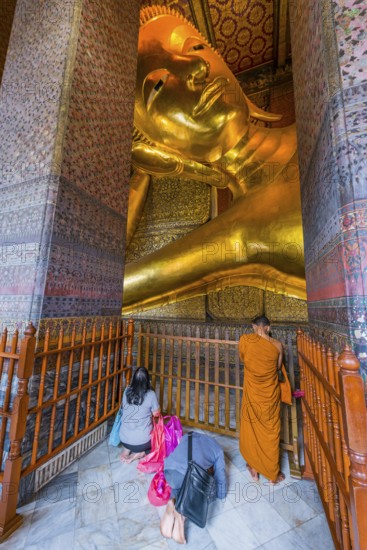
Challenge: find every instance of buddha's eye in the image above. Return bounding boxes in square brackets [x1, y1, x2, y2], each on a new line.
[154, 79, 164, 92]
[146, 74, 168, 110]
[190, 44, 205, 51]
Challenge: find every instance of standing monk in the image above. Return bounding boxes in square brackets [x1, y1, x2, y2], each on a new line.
[239, 316, 285, 484]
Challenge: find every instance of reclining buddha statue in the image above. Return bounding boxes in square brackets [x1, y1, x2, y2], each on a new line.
[122, 6, 305, 314]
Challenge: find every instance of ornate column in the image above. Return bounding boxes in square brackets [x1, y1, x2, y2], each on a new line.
[0, 0, 140, 333]
[289, 0, 367, 380]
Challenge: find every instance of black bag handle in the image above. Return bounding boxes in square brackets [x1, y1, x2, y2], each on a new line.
[188, 431, 193, 463]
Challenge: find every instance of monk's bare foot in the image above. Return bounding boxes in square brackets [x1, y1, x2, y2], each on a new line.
[124, 451, 145, 464]
[172, 508, 186, 544]
[246, 464, 259, 482]
[270, 472, 285, 485]
[119, 449, 131, 463]
[160, 499, 175, 539]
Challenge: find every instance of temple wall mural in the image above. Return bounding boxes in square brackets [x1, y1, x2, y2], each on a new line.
[289, 0, 367, 378]
[0, 0, 140, 331]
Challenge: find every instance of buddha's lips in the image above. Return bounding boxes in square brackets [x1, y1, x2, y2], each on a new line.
[193, 77, 229, 117]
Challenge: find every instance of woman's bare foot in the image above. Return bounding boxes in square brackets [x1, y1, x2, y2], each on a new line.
[160, 499, 175, 539]
[172, 508, 186, 544]
[119, 449, 131, 463]
[246, 463, 259, 482]
[270, 472, 285, 485]
[124, 451, 146, 464]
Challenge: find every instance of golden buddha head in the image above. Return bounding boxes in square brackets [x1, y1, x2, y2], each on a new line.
[134, 7, 251, 163]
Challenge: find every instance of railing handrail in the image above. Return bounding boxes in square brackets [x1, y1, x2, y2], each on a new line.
[136, 319, 301, 477]
[0, 318, 135, 543]
[297, 329, 367, 550]
[0, 323, 36, 542]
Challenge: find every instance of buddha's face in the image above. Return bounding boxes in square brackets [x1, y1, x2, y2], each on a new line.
[134, 14, 250, 162]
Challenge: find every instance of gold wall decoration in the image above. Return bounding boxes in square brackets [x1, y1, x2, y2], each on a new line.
[207, 286, 308, 323]
[126, 175, 211, 262]
[207, 286, 264, 321]
[131, 296, 206, 321]
[264, 291, 308, 322]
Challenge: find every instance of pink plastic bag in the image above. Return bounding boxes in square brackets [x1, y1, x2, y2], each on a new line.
[147, 469, 172, 506]
[163, 415, 183, 457]
[137, 416, 166, 473]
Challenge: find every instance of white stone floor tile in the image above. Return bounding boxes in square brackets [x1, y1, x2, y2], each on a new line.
[207, 492, 234, 518]
[77, 462, 113, 495]
[35, 472, 79, 509]
[108, 441, 123, 464]
[256, 527, 312, 550]
[118, 504, 163, 549]
[166, 519, 215, 550]
[285, 478, 325, 514]
[141, 537, 169, 550]
[115, 476, 150, 516]
[110, 455, 148, 485]
[225, 447, 248, 472]
[26, 498, 76, 545]
[212, 434, 238, 452]
[62, 460, 79, 474]
[294, 514, 335, 549]
[77, 440, 109, 471]
[262, 483, 318, 528]
[25, 530, 75, 550]
[74, 517, 122, 550]
[235, 497, 291, 545]
[75, 485, 118, 529]
[2, 433, 334, 550]
[139, 542, 170, 549]
[206, 507, 259, 549]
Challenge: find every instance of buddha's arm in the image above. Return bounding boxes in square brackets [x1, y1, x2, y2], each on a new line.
[126, 170, 151, 247]
[122, 176, 305, 313]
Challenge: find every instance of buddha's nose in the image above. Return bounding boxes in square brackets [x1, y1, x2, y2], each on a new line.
[189, 56, 210, 82]
[172, 55, 210, 86]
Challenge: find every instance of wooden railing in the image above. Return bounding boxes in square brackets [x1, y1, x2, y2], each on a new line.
[0, 324, 36, 542]
[0, 318, 134, 542]
[297, 330, 367, 550]
[136, 321, 301, 477]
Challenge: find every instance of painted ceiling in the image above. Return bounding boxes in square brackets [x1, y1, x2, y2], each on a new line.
[140, 0, 291, 74]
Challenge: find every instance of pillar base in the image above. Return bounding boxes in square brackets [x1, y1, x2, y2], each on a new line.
[0, 513, 24, 543]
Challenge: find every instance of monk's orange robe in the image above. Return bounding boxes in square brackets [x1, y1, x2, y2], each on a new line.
[239, 334, 280, 481]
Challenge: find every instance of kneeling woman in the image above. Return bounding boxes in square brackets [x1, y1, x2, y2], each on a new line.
[119, 367, 160, 463]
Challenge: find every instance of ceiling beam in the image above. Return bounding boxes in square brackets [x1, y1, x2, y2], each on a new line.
[274, 0, 289, 67]
[188, 0, 217, 48]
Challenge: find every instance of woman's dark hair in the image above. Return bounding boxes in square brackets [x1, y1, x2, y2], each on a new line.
[125, 366, 152, 405]
[252, 315, 270, 326]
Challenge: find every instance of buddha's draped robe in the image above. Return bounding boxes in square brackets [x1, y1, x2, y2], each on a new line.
[239, 334, 280, 481]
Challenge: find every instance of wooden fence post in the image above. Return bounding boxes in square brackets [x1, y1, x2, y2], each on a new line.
[0, 323, 36, 542]
[338, 345, 367, 550]
[297, 329, 314, 479]
[125, 319, 134, 386]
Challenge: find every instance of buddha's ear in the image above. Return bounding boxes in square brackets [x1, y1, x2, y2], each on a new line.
[245, 97, 283, 123]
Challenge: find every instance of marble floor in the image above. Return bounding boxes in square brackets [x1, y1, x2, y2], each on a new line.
[4, 430, 334, 550]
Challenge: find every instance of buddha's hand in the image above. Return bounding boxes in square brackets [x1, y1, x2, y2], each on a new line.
[132, 141, 230, 189]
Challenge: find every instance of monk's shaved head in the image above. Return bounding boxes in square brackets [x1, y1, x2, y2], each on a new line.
[252, 315, 270, 327]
